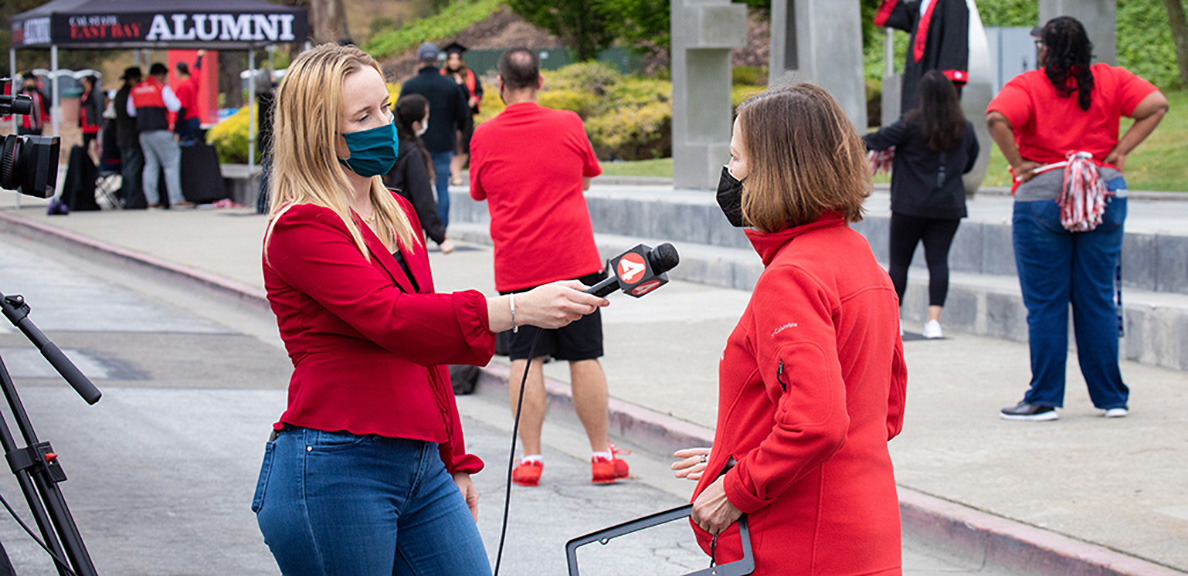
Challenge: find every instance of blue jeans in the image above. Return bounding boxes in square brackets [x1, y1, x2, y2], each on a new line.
[139, 130, 184, 205]
[1012, 184, 1129, 410]
[253, 428, 491, 576]
[177, 117, 201, 144]
[430, 150, 453, 229]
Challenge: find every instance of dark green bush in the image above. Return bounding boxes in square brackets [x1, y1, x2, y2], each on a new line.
[731, 66, 768, 86]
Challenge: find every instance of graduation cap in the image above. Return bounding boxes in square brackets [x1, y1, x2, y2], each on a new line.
[443, 41, 468, 55]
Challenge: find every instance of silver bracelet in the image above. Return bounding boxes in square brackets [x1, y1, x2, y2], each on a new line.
[509, 293, 518, 333]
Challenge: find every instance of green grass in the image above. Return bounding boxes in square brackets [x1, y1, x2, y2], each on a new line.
[599, 158, 673, 178]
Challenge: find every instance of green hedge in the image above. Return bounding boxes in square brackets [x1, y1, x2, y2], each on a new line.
[470, 62, 771, 161]
[208, 106, 253, 164]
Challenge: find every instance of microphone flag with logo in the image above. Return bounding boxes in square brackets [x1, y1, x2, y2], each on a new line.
[586, 243, 680, 298]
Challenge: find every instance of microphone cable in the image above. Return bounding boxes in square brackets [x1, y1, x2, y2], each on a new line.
[492, 329, 542, 576]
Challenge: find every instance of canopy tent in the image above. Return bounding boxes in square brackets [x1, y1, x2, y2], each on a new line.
[10, 0, 308, 50]
[9, 0, 309, 174]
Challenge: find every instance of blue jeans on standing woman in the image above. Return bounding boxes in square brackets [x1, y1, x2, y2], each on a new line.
[431, 150, 453, 229]
[1012, 179, 1129, 410]
[253, 428, 492, 576]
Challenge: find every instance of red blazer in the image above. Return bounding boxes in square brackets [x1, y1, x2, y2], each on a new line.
[693, 212, 908, 575]
[263, 194, 494, 474]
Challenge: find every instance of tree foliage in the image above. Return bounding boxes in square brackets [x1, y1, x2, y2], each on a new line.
[600, 0, 671, 51]
[508, 0, 614, 61]
[365, 0, 503, 59]
[1167, 0, 1188, 88]
[1118, 0, 1183, 89]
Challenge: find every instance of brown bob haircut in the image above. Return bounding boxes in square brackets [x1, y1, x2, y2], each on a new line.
[736, 84, 872, 232]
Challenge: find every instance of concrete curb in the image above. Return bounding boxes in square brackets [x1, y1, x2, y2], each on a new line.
[4, 208, 1183, 576]
[0, 211, 270, 312]
[898, 489, 1187, 576]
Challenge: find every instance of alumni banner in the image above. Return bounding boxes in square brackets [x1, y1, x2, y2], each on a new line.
[12, 1, 308, 49]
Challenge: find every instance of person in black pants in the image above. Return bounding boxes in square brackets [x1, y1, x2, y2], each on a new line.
[384, 94, 455, 254]
[864, 70, 979, 338]
[398, 42, 472, 230]
[255, 70, 276, 215]
[113, 67, 145, 209]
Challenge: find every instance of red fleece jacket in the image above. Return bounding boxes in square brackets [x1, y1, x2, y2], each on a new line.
[692, 212, 908, 575]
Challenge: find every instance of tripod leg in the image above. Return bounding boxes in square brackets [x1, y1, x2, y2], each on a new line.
[0, 538, 15, 576]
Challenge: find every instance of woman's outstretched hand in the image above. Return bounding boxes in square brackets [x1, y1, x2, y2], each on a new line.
[487, 281, 608, 333]
[672, 447, 711, 481]
[517, 281, 608, 330]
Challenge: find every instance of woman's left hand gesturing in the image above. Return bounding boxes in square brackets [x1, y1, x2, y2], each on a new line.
[690, 475, 742, 535]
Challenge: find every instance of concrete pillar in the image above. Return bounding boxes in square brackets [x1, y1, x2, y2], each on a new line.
[768, 0, 867, 132]
[671, 0, 748, 190]
[1040, 0, 1116, 65]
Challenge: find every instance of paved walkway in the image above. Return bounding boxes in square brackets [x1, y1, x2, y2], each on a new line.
[1, 187, 1186, 574]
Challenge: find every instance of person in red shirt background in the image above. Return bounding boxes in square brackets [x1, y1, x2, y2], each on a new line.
[672, 84, 907, 575]
[16, 73, 48, 136]
[987, 17, 1167, 422]
[251, 44, 607, 575]
[469, 47, 630, 487]
[77, 74, 103, 158]
[172, 50, 205, 143]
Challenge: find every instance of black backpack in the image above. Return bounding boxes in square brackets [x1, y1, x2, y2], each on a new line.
[448, 365, 480, 395]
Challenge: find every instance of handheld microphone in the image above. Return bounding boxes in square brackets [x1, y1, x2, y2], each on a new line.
[586, 243, 680, 298]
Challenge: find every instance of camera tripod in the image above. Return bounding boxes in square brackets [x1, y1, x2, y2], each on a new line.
[0, 290, 101, 576]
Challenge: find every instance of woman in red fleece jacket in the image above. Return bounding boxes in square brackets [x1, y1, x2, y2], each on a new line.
[675, 84, 908, 575]
[251, 44, 606, 576]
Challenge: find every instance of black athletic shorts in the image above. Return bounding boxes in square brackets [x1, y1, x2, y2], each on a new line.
[501, 271, 605, 361]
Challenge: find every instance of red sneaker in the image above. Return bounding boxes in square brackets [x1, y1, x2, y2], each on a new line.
[512, 460, 542, 486]
[592, 445, 630, 484]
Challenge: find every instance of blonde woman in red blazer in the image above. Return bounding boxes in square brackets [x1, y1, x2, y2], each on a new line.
[251, 44, 606, 576]
[674, 85, 908, 575]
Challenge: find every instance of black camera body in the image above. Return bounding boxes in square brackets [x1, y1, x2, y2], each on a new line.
[0, 94, 60, 198]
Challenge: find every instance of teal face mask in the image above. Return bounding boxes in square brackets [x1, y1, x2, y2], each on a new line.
[338, 118, 399, 177]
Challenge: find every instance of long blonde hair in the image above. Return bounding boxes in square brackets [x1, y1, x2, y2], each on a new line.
[267, 44, 416, 259]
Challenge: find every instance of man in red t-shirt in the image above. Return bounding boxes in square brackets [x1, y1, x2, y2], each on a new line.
[469, 48, 627, 486]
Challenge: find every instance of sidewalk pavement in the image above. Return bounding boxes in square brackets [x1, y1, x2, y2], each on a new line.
[1, 187, 1186, 575]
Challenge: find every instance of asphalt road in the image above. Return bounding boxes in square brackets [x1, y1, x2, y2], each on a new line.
[0, 230, 1016, 575]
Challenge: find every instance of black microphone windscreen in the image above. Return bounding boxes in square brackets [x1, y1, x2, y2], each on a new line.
[648, 243, 680, 275]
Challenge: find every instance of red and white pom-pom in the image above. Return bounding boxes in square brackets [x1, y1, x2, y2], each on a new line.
[868, 147, 895, 175]
[1057, 151, 1112, 232]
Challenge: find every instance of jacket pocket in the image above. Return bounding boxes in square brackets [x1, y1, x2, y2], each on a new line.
[251, 442, 276, 514]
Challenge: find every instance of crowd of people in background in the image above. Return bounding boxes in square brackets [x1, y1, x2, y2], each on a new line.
[10, 50, 214, 211]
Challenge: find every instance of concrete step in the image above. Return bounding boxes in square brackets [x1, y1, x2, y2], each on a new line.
[449, 220, 1188, 372]
[450, 186, 1188, 297]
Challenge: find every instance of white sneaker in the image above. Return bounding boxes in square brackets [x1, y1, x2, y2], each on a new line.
[922, 320, 943, 339]
[1104, 407, 1129, 418]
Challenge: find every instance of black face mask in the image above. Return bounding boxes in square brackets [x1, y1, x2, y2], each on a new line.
[716, 165, 746, 228]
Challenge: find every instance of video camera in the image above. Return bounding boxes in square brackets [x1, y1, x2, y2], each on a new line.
[0, 93, 60, 198]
